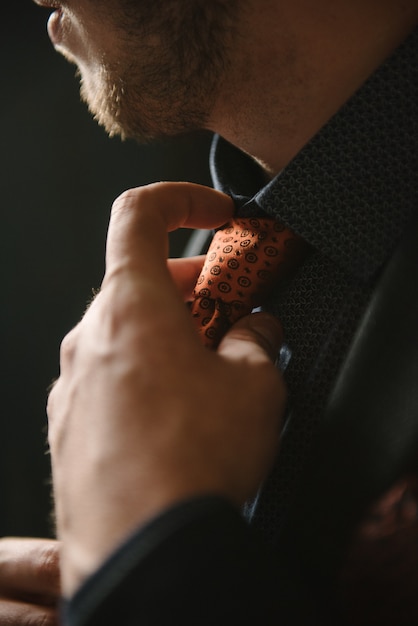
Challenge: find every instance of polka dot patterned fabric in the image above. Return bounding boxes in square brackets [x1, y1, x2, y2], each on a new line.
[191, 217, 309, 348]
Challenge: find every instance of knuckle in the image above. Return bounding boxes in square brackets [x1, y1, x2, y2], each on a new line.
[46, 387, 57, 422]
[111, 187, 141, 215]
[46, 421, 59, 452]
[36, 544, 61, 593]
[59, 329, 78, 366]
[26, 609, 58, 626]
[111, 184, 165, 223]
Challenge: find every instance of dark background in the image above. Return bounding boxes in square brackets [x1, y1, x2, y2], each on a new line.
[1, 2, 212, 538]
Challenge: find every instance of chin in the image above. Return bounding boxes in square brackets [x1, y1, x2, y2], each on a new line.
[78, 71, 124, 139]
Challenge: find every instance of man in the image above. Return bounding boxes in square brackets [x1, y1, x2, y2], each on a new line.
[1, 0, 417, 623]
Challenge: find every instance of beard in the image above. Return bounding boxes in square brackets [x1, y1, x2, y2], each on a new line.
[77, 0, 238, 143]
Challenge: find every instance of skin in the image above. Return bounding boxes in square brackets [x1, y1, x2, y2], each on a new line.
[42, 0, 240, 142]
[3, 0, 418, 621]
[49, 183, 285, 592]
[36, 0, 418, 170]
[212, 0, 418, 171]
[0, 537, 60, 625]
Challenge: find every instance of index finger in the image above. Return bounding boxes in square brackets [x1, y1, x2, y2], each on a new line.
[0, 538, 61, 600]
[104, 182, 234, 281]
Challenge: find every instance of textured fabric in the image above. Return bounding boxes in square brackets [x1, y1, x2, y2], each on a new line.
[64, 496, 301, 626]
[211, 26, 418, 622]
[190, 217, 309, 348]
[211, 26, 418, 537]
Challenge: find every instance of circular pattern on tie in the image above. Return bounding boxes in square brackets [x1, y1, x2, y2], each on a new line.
[190, 217, 310, 348]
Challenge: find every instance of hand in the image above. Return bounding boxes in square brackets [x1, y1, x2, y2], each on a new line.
[47, 182, 286, 596]
[0, 537, 60, 625]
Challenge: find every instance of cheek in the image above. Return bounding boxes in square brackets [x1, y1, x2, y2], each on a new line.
[53, 6, 110, 70]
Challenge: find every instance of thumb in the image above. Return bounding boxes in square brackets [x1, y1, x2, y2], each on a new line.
[217, 312, 283, 364]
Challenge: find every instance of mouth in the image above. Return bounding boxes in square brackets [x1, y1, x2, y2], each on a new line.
[34, 0, 76, 59]
[32, 0, 66, 47]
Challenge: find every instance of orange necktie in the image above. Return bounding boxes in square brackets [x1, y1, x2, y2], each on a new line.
[190, 216, 310, 349]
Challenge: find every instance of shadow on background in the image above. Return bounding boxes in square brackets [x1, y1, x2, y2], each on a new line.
[1, 2, 213, 538]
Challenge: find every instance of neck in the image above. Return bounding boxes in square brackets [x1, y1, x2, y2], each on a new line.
[208, 0, 418, 174]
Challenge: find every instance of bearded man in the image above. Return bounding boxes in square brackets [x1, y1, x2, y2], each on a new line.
[0, 1, 417, 624]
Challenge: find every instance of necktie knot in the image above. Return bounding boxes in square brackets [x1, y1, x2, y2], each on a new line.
[191, 217, 309, 348]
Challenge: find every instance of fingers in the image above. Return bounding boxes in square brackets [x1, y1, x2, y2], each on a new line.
[0, 538, 60, 626]
[217, 312, 284, 364]
[0, 599, 58, 625]
[105, 182, 234, 280]
[167, 255, 205, 300]
[95, 183, 233, 349]
[0, 538, 60, 600]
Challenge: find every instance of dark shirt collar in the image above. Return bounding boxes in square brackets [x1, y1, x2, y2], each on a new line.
[211, 28, 418, 282]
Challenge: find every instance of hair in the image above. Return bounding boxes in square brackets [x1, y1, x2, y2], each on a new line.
[81, 0, 240, 141]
